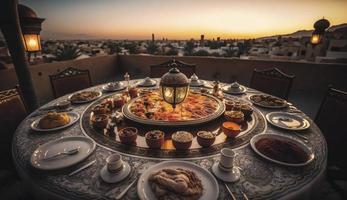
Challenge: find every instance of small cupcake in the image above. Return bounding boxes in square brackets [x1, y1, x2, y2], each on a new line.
[118, 127, 138, 144]
[145, 130, 165, 149]
[171, 131, 193, 150]
[224, 111, 244, 124]
[241, 104, 253, 117]
[222, 121, 241, 138]
[91, 114, 109, 130]
[197, 131, 216, 147]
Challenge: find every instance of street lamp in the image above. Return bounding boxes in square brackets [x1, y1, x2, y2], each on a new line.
[160, 63, 189, 109]
[18, 4, 45, 61]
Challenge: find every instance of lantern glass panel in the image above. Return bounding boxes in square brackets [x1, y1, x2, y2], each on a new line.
[23, 34, 41, 52]
[310, 34, 321, 45]
[161, 86, 175, 104]
[175, 86, 189, 104]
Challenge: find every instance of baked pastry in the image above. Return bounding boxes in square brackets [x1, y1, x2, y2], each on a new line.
[38, 112, 70, 129]
[224, 111, 244, 124]
[172, 131, 193, 150]
[197, 131, 215, 147]
[145, 130, 165, 149]
[149, 168, 203, 200]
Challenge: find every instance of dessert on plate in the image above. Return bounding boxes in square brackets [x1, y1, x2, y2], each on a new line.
[149, 168, 203, 200]
[38, 112, 70, 129]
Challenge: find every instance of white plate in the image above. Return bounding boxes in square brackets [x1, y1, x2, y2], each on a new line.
[100, 163, 131, 183]
[250, 134, 315, 167]
[137, 160, 219, 200]
[266, 112, 310, 131]
[30, 136, 96, 170]
[30, 112, 80, 132]
[249, 95, 288, 109]
[222, 85, 247, 95]
[102, 83, 126, 92]
[68, 91, 102, 104]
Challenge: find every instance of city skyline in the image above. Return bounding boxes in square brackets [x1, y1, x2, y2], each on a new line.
[19, 0, 347, 40]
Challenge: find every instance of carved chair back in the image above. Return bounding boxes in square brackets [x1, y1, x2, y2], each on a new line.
[250, 68, 295, 99]
[50, 67, 91, 97]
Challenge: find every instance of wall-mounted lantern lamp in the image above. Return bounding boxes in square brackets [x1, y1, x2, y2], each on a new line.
[18, 4, 45, 61]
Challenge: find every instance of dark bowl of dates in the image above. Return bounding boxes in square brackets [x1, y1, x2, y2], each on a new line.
[171, 131, 193, 150]
[119, 127, 138, 144]
[197, 131, 216, 147]
[91, 114, 109, 130]
[92, 105, 110, 115]
[241, 104, 253, 117]
[224, 100, 241, 111]
[222, 121, 241, 138]
[224, 111, 244, 124]
[145, 130, 165, 149]
[129, 87, 138, 98]
[113, 95, 126, 108]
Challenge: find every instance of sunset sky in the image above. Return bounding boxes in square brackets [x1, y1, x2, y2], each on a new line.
[20, 0, 347, 40]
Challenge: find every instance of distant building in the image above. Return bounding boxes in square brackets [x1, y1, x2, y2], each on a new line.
[200, 35, 205, 47]
[152, 33, 155, 42]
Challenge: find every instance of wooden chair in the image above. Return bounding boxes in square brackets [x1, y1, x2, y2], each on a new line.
[315, 87, 347, 171]
[150, 59, 196, 78]
[50, 67, 91, 97]
[314, 87, 347, 197]
[0, 88, 27, 168]
[250, 68, 295, 99]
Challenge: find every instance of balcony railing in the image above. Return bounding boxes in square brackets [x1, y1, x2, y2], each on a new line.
[0, 54, 346, 117]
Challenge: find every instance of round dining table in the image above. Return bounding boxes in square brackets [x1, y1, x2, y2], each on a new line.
[12, 78, 327, 200]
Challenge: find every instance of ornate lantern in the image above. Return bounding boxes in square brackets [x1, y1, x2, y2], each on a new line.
[18, 4, 45, 59]
[160, 64, 189, 109]
[310, 18, 330, 45]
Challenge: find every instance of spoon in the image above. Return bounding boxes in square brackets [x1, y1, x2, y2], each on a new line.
[43, 146, 80, 160]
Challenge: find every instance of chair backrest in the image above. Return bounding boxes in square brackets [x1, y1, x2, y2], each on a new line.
[250, 68, 295, 99]
[315, 87, 347, 167]
[150, 59, 196, 78]
[50, 67, 91, 97]
[0, 88, 27, 144]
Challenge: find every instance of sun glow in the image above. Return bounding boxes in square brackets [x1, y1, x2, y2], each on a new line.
[20, 0, 347, 39]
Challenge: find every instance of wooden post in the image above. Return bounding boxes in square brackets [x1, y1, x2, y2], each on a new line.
[0, 0, 38, 111]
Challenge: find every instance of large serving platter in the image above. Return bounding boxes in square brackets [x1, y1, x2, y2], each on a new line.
[80, 93, 267, 158]
[122, 91, 226, 127]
